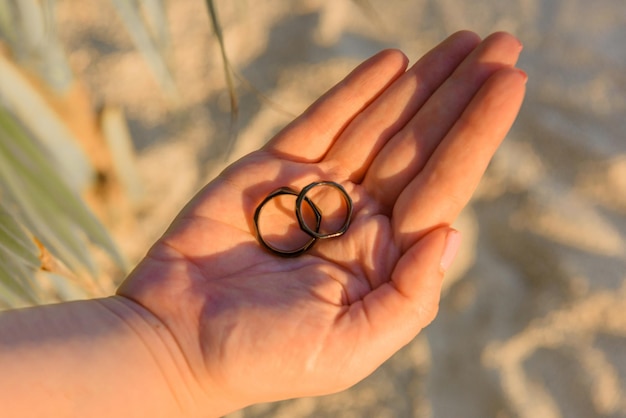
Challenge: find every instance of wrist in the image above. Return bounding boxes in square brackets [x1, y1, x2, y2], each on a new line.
[0, 296, 233, 418]
[104, 295, 247, 417]
[98, 295, 205, 418]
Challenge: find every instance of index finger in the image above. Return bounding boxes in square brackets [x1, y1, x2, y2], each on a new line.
[393, 67, 527, 251]
[263, 49, 408, 163]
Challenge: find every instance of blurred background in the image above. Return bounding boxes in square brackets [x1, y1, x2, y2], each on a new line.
[1, 0, 625, 417]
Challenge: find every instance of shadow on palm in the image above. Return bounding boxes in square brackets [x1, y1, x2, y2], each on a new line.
[125, 155, 407, 401]
[116, 30, 526, 408]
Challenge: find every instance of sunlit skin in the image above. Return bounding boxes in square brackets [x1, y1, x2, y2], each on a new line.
[118, 30, 526, 414]
[0, 31, 525, 418]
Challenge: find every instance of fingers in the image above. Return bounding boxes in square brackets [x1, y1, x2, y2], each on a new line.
[324, 31, 481, 182]
[353, 227, 452, 359]
[263, 49, 409, 162]
[393, 67, 527, 251]
[362, 32, 523, 211]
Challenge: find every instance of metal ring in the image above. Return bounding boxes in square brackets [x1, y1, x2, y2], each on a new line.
[295, 181, 353, 239]
[253, 187, 322, 257]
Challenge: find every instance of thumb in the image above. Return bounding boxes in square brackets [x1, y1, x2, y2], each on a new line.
[392, 226, 461, 325]
[362, 226, 461, 348]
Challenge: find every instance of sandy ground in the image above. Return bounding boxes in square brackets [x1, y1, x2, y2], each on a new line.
[56, 0, 626, 417]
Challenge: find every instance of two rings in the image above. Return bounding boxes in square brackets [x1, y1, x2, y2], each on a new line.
[253, 181, 353, 257]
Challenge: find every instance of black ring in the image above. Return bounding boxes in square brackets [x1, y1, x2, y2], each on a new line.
[295, 181, 353, 239]
[253, 187, 322, 257]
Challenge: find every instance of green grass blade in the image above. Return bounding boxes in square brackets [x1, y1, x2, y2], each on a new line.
[0, 0, 73, 91]
[100, 106, 144, 203]
[40, 271, 89, 302]
[0, 51, 92, 192]
[0, 107, 125, 273]
[0, 1, 18, 47]
[0, 204, 40, 269]
[138, 0, 170, 52]
[0, 273, 34, 308]
[0, 245, 41, 305]
[0, 144, 97, 275]
[110, 0, 178, 99]
[205, 0, 239, 158]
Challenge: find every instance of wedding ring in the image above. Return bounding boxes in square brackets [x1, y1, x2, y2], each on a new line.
[295, 181, 353, 239]
[254, 181, 353, 257]
[253, 187, 322, 257]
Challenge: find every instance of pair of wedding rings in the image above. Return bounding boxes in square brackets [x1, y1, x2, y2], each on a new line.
[253, 181, 353, 257]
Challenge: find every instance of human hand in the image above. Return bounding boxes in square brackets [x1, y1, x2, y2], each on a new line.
[117, 31, 526, 416]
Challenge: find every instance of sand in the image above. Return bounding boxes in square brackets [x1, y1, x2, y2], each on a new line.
[55, 0, 626, 416]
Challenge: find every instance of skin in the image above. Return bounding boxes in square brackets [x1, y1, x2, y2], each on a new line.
[0, 31, 526, 417]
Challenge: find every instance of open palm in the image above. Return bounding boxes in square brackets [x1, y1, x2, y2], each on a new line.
[117, 31, 526, 412]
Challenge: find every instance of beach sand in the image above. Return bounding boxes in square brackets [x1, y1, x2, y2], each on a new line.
[57, 0, 626, 416]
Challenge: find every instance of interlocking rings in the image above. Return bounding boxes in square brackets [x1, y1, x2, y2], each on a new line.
[296, 181, 353, 239]
[253, 181, 353, 257]
[254, 187, 322, 257]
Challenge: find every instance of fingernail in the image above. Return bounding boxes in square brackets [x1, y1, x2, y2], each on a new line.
[440, 229, 462, 273]
[516, 68, 528, 84]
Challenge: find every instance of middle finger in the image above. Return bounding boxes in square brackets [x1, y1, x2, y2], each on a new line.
[362, 32, 523, 212]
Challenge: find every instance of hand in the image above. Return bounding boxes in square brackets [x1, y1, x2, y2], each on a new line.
[117, 30, 526, 415]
